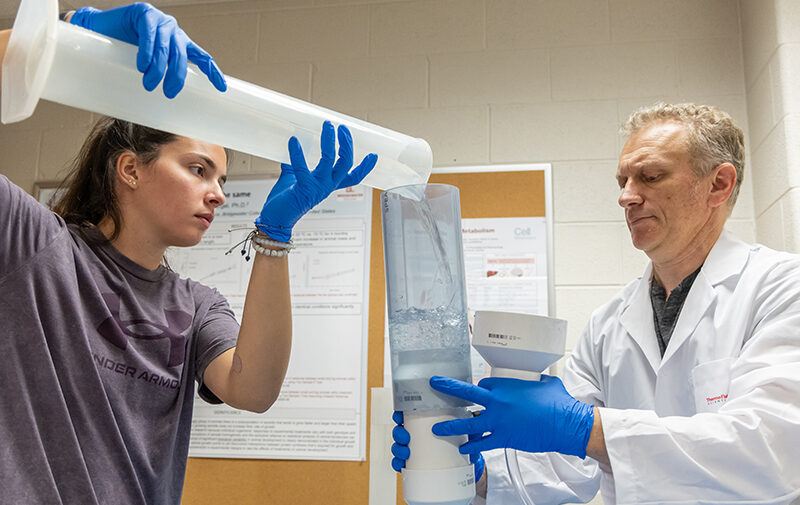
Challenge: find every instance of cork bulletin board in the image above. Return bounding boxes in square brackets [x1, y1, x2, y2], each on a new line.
[181, 165, 551, 505]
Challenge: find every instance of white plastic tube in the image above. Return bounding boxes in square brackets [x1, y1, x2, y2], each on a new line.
[505, 449, 537, 505]
[402, 409, 475, 505]
[1, 0, 432, 191]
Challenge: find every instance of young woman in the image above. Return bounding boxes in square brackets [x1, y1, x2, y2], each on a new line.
[0, 4, 377, 504]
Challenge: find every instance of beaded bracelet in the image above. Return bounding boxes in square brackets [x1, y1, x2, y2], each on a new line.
[253, 234, 294, 251]
[252, 241, 291, 258]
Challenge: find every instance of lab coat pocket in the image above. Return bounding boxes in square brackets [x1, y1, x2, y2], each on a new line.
[691, 357, 735, 413]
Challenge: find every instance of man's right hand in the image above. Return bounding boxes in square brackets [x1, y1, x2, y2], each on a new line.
[70, 3, 227, 98]
[391, 410, 485, 481]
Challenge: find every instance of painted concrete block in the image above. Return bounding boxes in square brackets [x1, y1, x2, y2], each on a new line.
[370, 0, 483, 56]
[552, 159, 622, 223]
[258, 5, 369, 62]
[554, 222, 625, 285]
[369, 106, 490, 166]
[177, 13, 258, 66]
[487, 0, 610, 49]
[430, 49, 549, 107]
[492, 101, 619, 162]
[611, 0, 739, 43]
[313, 55, 427, 111]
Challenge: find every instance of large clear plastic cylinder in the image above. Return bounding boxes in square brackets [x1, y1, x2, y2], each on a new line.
[382, 184, 474, 505]
[382, 184, 473, 412]
[1, 0, 431, 190]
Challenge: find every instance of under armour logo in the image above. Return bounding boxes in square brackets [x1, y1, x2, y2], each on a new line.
[96, 293, 191, 367]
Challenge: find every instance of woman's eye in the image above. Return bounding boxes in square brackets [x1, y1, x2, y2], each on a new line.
[190, 165, 204, 176]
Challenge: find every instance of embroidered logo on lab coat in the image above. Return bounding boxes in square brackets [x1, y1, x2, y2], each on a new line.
[691, 358, 735, 413]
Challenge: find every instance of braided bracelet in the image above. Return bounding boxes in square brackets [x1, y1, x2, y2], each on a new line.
[225, 228, 293, 261]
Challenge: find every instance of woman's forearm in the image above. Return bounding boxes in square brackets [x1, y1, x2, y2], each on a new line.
[204, 251, 293, 412]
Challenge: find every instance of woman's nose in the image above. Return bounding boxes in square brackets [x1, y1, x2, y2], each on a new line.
[207, 182, 226, 207]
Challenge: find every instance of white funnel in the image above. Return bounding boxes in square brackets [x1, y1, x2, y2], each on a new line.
[1, 0, 432, 191]
[471, 311, 566, 380]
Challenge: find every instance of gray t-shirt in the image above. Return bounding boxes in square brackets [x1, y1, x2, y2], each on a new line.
[0, 175, 240, 504]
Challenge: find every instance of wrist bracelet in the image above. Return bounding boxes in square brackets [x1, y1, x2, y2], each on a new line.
[253, 234, 294, 251]
[225, 227, 294, 261]
[252, 241, 291, 258]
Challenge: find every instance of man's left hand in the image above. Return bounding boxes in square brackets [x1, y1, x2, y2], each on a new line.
[430, 375, 595, 459]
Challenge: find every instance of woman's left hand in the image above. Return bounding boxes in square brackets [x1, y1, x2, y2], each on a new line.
[70, 3, 227, 98]
[255, 121, 378, 243]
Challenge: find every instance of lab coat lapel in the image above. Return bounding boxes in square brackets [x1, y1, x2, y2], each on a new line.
[661, 231, 750, 365]
[620, 262, 662, 373]
[660, 271, 715, 365]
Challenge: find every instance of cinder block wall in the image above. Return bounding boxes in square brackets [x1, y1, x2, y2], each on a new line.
[741, 0, 800, 252]
[0, 0, 756, 356]
[0, 0, 757, 353]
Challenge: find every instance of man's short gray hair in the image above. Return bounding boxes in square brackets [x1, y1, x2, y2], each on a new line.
[620, 103, 745, 208]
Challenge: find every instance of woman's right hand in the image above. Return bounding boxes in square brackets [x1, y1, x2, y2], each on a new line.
[70, 3, 226, 98]
[254, 121, 377, 243]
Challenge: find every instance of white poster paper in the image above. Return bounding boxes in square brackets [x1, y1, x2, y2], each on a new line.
[461, 217, 549, 380]
[169, 179, 371, 461]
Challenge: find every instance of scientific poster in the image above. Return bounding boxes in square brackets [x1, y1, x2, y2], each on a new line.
[169, 179, 371, 461]
[461, 217, 549, 379]
[383, 216, 549, 385]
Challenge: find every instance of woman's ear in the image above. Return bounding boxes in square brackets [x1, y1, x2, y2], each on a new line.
[116, 151, 139, 190]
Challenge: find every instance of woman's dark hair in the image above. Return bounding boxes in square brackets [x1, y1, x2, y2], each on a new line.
[52, 117, 178, 241]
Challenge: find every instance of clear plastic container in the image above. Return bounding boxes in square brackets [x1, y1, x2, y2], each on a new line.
[1, 0, 431, 191]
[382, 183, 475, 505]
[382, 184, 473, 412]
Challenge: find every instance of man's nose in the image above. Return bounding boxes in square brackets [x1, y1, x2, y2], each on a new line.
[618, 180, 643, 208]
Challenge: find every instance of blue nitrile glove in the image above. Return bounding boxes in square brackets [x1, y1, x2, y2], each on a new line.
[255, 121, 378, 242]
[70, 3, 226, 98]
[391, 411, 485, 482]
[429, 375, 595, 459]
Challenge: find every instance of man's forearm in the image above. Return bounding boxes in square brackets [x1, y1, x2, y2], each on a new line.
[1, 29, 11, 85]
[476, 468, 487, 498]
[586, 406, 610, 466]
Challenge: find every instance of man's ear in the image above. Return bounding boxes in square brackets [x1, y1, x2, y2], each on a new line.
[116, 151, 139, 190]
[708, 162, 737, 208]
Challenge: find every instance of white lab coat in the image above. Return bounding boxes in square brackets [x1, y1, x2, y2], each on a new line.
[484, 232, 800, 505]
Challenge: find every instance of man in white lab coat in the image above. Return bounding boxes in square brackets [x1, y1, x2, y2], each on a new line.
[392, 103, 800, 504]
